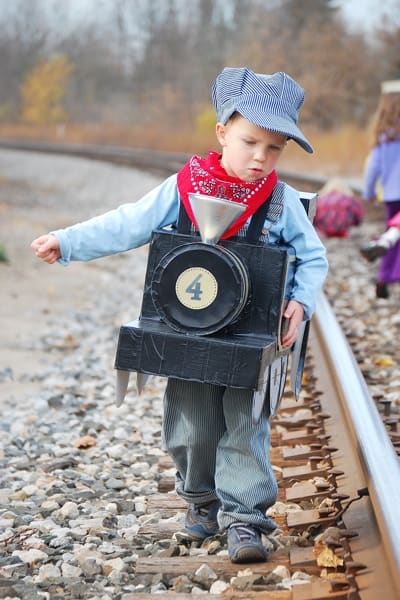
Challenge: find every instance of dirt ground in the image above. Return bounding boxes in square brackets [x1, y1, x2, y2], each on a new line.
[0, 149, 162, 405]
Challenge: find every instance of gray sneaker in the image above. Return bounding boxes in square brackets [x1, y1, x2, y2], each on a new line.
[185, 500, 220, 540]
[227, 523, 268, 563]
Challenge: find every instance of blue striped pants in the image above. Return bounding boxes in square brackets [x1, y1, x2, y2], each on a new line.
[162, 378, 278, 533]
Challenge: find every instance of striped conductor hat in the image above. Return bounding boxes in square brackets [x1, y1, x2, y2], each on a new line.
[212, 67, 313, 153]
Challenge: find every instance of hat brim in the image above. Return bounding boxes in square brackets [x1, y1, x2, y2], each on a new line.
[236, 107, 313, 154]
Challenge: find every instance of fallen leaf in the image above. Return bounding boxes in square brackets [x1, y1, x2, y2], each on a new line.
[73, 435, 97, 449]
[52, 333, 79, 350]
[373, 354, 395, 367]
[313, 540, 344, 567]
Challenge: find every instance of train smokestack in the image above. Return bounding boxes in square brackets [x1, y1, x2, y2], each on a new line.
[188, 193, 246, 245]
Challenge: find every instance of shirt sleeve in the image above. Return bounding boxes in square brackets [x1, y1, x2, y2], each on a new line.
[53, 174, 179, 265]
[267, 185, 329, 319]
[362, 146, 381, 200]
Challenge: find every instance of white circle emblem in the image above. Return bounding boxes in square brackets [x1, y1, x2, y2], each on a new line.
[175, 267, 218, 310]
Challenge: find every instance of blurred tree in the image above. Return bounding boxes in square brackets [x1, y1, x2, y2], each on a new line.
[223, 0, 384, 129]
[0, 0, 398, 142]
[279, 0, 339, 29]
[20, 56, 73, 125]
[58, 27, 127, 122]
[376, 19, 400, 81]
[128, 0, 208, 126]
[0, 0, 48, 119]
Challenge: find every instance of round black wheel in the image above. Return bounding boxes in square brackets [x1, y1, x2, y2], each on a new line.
[151, 242, 249, 335]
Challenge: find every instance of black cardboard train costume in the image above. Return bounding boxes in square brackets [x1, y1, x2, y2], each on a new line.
[114, 156, 317, 421]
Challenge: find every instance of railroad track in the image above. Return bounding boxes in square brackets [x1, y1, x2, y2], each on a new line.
[0, 138, 345, 194]
[1, 141, 399, 598]
[129, 294, 400, 599]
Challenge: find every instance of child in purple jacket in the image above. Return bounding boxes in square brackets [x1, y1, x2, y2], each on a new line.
[362, 80, 400, 298]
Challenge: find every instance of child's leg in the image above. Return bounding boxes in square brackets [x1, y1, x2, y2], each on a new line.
[381, 226, 400, 246]
[361, 204, 400, 263]
[216, 387, 278, 534]
[360, 227, 400, 262]
[163, 379, 278, 531]
[376, 202, 400, 287]
[163, 378, 225, 505]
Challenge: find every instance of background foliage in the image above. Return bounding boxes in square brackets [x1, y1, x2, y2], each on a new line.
[0, 0, 399, 167]
[20, 56, 73, 125]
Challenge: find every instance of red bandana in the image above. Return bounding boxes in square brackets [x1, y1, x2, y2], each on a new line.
[177, 152, 277, 240]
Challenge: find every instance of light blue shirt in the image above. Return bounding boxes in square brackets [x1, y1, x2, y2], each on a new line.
[53, 174, 328, 319]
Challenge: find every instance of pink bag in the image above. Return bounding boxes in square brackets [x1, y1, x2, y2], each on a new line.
[314, 190, 364, 238]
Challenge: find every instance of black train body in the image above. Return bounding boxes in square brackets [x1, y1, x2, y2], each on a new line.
[115, 191, 316, 414]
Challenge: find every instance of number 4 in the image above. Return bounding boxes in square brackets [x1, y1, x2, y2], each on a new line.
[185, 274, 203, 301]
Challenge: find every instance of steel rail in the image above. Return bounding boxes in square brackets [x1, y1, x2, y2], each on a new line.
[314, 291, 400, 595]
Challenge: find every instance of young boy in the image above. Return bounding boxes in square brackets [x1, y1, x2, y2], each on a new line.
[32, 67, 328, 563]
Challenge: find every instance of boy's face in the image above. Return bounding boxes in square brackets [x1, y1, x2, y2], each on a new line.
[216, 115, 288, 182]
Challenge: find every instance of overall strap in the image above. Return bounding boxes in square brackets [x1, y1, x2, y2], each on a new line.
[245, 195, 271, 243]
[246, 181, 285, 243]
[177, 201, 193, 234]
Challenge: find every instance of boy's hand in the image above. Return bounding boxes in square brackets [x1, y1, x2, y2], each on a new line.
[31, 234, 61, 264]
[281, 300, 304, 348]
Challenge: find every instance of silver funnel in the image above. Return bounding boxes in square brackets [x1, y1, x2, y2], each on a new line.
[188, 193, 246, 245]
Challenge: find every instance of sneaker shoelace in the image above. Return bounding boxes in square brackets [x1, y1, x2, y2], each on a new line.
[196, 505, 212, 518]
[234, 525, 258, 541]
